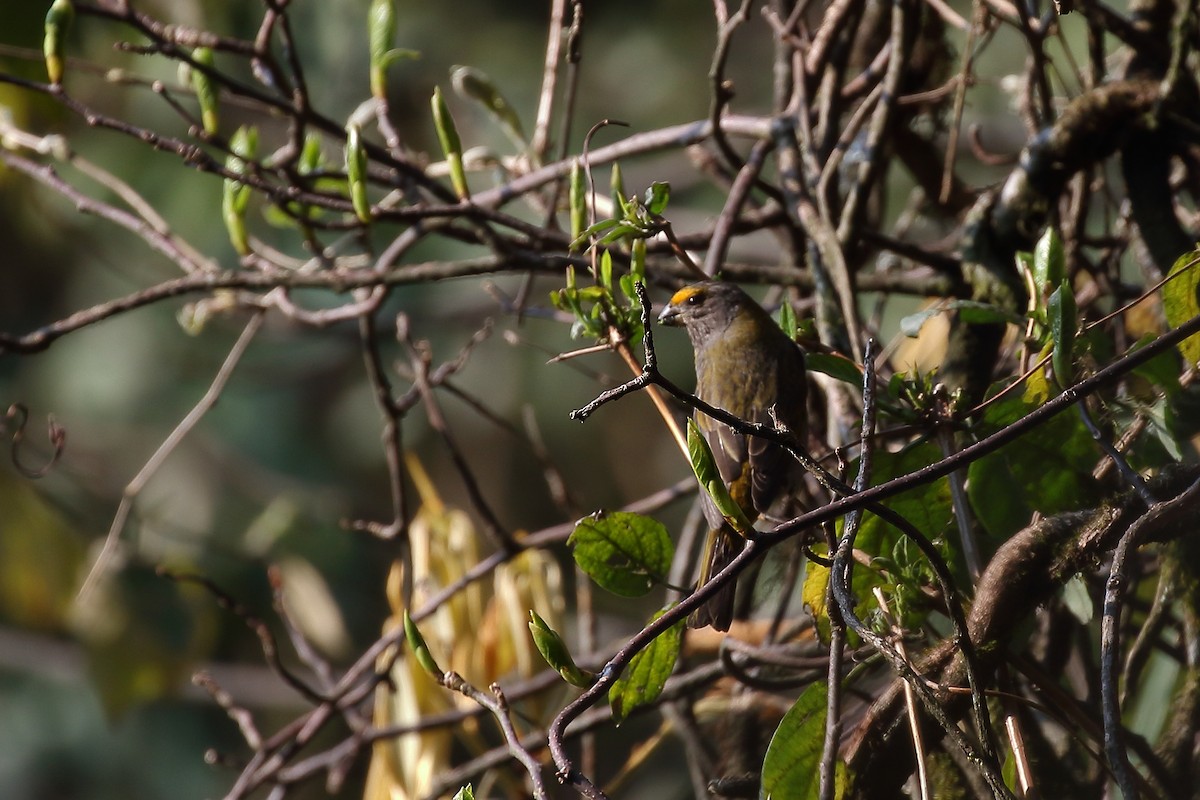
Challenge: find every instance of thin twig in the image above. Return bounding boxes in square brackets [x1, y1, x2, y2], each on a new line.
[820, 338, 879, 800]
[77, 311, 266, 603]
[1100, 476, 1200, 799]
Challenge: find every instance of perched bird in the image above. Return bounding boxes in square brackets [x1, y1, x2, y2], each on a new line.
[658, 281, 808, 631]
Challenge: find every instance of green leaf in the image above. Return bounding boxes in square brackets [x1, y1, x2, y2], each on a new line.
[403, 611, 442, 676]
[600, 249, 613, 290]
[1033, 227, 1065, 297]
[225, 127, 256, 175]
[368, 0, 395, 98]
[761, 682, 848, 800]
[344, 124, 371, 222]
[611, 163, 626, 217]
[190, 47, 219, 135]
[451, 65, 527, 149]
[43, 0, 73, 85]
[805, 353, 861, 385]
[431, 86, 469, 199]
[298, 131, 323, 174]
[1163, 249, 1200, 365]
[569, 511, 673, 597]
[687, 420, 753, 533]
[222, 125, 257, 255]
[1048, 280, 1077, 387]
[619, 273, 636, 301]
[451, 786, 475, 800]
[801, 556, 832, 641]
[569, 159, 586, 243]
[529, 610, 593, 687]
[569, 218, 622, 251]
[608, 607, 683, 723]
[778, 299, 798, 340]
[630, 238, 646, 285]
[378, 48, 420, 69]
[644, 181, 670, 215]
[968, 371, 1100, 538]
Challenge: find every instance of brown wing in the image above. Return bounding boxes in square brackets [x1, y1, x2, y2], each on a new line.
[747, 342, 806, 517]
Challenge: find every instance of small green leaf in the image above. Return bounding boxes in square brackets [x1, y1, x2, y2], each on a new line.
[644, 181, 670, 215]
[368, 0, 395, 98]
[569, 511, 673, 597]
[761, 682, 848, 799]
[805, 353, 861, 385]
[1033, 227, 1065, 297]
[618, 274, 635, 301]
[403, 611, 442, 676]
[431, 86, 468, 199]
[600, 249, 614, 290]
[529, 610, 593, 687]
[298, 132, 323, 174]
[687, 420, 754, 533]
[222, 125, 258, 255]
[380, 49, 420, 69]
[802, 556, 832, 641]
[225, 128, 256, 179]
[630, 238, 646, 285]
[190, 47, 219, 135]
[611, 163, 626, 217]
[569, 159, 586, 243]
[609, 607, 683, 723]
[1048, 280, 1077, 387]
[569, 218, 622, 251]
[778, 300, 798, 340]
[451, 65, 526, 149]
[451, 786, 475, 800]
[344, 124, 371, 222]
[43, 0, 73, 85]
[1163, 249, 1200, 365]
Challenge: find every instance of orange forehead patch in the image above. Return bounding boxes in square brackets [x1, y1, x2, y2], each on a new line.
[669, 285, 704, 306]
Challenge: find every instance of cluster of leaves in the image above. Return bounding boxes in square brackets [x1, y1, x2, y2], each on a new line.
[549, 174, 661, 344]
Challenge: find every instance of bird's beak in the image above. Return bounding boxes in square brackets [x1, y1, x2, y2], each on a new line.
[657, 303, 682, 326]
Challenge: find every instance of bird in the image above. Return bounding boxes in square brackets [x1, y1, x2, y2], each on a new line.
[657, 281, 808, 631]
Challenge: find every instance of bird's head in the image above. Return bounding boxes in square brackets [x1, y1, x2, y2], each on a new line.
[657, 281, 755, 345]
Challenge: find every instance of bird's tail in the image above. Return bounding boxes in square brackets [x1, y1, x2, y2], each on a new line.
[688, 526, 743, 631]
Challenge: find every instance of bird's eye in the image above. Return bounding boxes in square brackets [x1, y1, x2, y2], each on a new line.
[686, 292, 704, 305]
